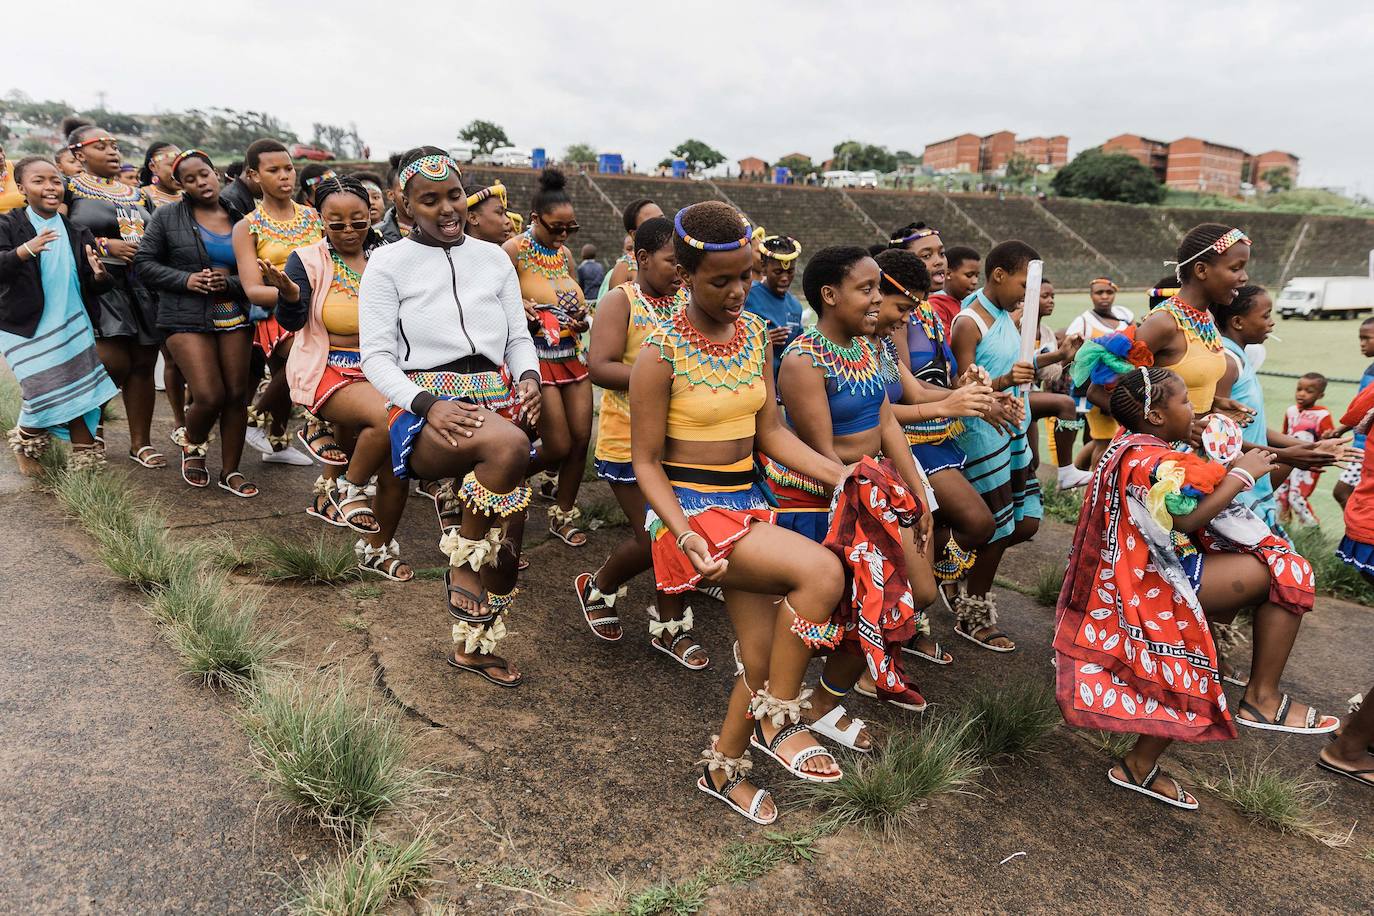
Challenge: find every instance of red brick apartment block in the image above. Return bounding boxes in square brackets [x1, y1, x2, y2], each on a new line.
[1166, 137, 1247, 196]
[1103, 134, 1170, 182]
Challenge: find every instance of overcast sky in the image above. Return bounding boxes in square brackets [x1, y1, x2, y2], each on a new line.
[8, 1, 1372, 194]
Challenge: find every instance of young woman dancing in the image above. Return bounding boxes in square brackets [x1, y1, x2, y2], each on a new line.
[631, 201, 850, 824]
[597, 197, 662, 300]
[577, 215, 706, 668]
[465, 180, 510, 244]
[232, 139, 318, 467]
[1055, 366, 1337, 810]
[263, 176, 413, 579]
[139, 141, 183, 211]
[63, 124, 163, 469]
[771, 245, 950, 744]
[360, 146, 540, 686]
[0, 156, 118, 473]
[504, 168, 592, 547]
[135, 150, 256, 496]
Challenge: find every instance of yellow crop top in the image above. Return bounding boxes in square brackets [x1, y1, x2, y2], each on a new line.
[1161, 301, 1226, 414]
[595, 282, 688, 464]
[646, 310, 768, 442]
[246, 202, 323, 269]
[321, 285, 359, 335]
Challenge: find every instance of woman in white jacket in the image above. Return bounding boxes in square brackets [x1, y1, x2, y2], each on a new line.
[359, 146, 542, 688]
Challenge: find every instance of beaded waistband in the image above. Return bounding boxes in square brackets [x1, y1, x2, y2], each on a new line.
[406, 368, 511, 403]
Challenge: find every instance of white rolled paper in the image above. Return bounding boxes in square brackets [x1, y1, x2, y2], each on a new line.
[1018, 259, 1044, 393]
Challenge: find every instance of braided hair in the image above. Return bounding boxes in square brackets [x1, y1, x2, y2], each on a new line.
[139, 140, 176, 186]
[1175, 222, 1236, 284]
[1108, 366, 1179, 430]
[314, 175, 384, 251]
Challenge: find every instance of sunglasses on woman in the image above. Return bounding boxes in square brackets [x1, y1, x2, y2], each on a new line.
[326, 220, 372, 232]
[537, 215, 579, 236]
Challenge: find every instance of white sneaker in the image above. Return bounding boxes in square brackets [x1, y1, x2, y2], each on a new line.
[263, 444, 313, 466]
[245, 426, 273, 455]
[1057, 465, 1094, 490]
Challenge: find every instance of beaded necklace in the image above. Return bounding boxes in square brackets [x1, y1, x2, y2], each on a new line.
[144, 184, 182, 208]
[248, 202, 322, 246]
[1162, 296, 1221, 352]
[787, 328, 884, 397]
[517, 231, 568, 280]
[911, 297, 945, 347]
[878, 335, 902, 385]
[0, 162, 9, 187]
[68, 172, 145, 205]
[631, 282, 687, 326]
[652, 309, 765, 391]
[329, 249, 363, 299]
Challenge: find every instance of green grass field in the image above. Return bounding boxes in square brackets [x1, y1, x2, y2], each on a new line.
[1046, 291, 1368, 531]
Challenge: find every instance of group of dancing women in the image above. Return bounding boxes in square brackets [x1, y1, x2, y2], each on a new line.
[2, 127, 1373, 826]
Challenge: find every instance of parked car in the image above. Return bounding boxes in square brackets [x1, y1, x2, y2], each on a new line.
[821, 170, 858, 188]
[290, 143, 334, 162]
[856, 170, 879, 188]
[1277, 276, 1374, 319]
[448, 141, 476, 163]
[489, 146, 532, 168]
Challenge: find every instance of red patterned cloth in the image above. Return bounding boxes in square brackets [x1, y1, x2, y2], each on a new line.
[824, 456, 922, 695]
[254, 316, 292, 355]
[1054, 433, 1314, 742]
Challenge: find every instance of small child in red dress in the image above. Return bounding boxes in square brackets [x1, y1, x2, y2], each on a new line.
[1274, 372, 1334, 525]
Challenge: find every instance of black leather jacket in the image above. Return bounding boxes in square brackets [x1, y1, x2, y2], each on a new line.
[0, 208, 109, 337]
[134, 199, 247, 332]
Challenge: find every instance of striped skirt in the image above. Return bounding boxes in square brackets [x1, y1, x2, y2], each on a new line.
[955, 411, 1042, 542]
[1, 300, 118, 437]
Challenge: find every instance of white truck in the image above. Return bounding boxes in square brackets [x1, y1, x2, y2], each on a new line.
[1276, 276, 1374, 319]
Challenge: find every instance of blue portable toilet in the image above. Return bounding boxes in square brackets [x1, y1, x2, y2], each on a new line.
[598, 153, 623, 175]
[532, 147, 546, 169]
[671, 157, 688, 179]
[773, 166, 791, 185]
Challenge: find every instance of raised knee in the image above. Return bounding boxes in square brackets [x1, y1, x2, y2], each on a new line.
[911, 574, 939, 609]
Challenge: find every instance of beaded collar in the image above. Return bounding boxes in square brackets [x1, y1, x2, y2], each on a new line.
[878, 335, 902, 383]
[786, 328, 884, 396]
[652, 309, 766, 391]
[631, 282, 687, 325]
[143, 184, 182, 208]
[517, 231, 569, 280]
[1162, 296, 1221, 352]
[247, 202, 323, 246]
[910, 297, 945, 347]
[68, 172, 146, 205]
[329, 249, 363, 298]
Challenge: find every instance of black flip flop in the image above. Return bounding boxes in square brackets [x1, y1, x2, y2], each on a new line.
[447, 653, 522, 688]
[445, 568, 494, 624]
[1316, 757, 1374, 788]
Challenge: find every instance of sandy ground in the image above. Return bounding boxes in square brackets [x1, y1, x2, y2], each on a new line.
[4, 415, 1373, 914]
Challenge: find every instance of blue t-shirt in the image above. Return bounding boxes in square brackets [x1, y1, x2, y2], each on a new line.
[744, 282, 803, 377]
[1355, 360, 1374, 450]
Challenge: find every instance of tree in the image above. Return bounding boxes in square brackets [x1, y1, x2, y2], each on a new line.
[79, 108, 145, 136]
[831, 140, 897, 173]
[667, 138, 725, 172]
[459, 119, 511, 155]
[1051, 148, 1165, 205]
[564, 142, 598, 164]
[311, 122, 365, 158]
[893, 149, 921, 167]
[1261, 166, 1293, 193]
[778, 153, 815, 175]
[1004, 152, 1037, 183]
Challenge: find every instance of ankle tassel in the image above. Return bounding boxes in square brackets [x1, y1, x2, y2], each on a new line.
[440, 527, 503, 571]
[313, 474, 335, 497]
[354, 538, 401, 564]
[698, 738, 753, 781]
[953, 592, 997, 630]
[452, 616, 507, 655]
[8, 426, 50, 459]
[933, 535, 976, 582]
[69, 442, 106, 471]
[781, 596, 842, 649]
[457, 471, 531, 518]
[548, 504, 582, 526]
[487, 586, 520, 615]
[648, 606, 693, 639]
[748, 683, 813, 728]
[267, 431, 292, 449]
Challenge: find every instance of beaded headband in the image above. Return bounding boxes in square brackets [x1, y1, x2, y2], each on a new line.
[398, 154, 460, 189]
[170, 148, 212, 175]
[751, 225, 766, 242]
[1090, 277, 1118, 291]
[69, 135, 118, 151]
[304, 169, 338, 189]
[1139, 366, 1153, 414]
[466, 179, 508, 209]
[1168, 228, 1251, 280]
[880, 270, 922, 303]
[890, 226, 940, 247]
[674, 207, 752, 251]
[761, 235, 801, 264]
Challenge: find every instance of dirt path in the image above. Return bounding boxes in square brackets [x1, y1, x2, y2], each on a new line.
[13, 415, 1374, 913]
[0, 462, 316, 915]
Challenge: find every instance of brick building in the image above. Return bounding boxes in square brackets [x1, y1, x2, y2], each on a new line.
[737, 156, 768, 179]
[1014, 135, 1069, 168]
[922, 133, 982, 172]
[1165, 137, 1248, 196]
[923, 131, 1068, 174]
[1102, 133, 1170, 182]
[1250, 150, 1301, 191]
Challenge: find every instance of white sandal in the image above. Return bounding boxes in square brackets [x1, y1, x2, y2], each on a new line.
[648, 607, 708, 669]
[747, 686, 842, 783]
[696, 741, 776, 825]
[809, 704, 871, 754]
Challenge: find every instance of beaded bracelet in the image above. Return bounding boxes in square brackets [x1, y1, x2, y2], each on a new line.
[1227, 468, 1256, 491]
[677, 530, 704, 551]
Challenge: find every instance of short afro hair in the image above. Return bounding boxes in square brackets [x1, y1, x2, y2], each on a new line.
[633, 216, 674, 256]
[984, 239, 1040, 279]
[875, 248, 930, 298]
[245, 138, 289, 171]
[944, 245, 980, 271]
[623, 197, 658, 233]
[672, 201, 752, 273]
[802, 245, 871, 311]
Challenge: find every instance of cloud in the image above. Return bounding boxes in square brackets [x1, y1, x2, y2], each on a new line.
[7, 0, 1370, 193]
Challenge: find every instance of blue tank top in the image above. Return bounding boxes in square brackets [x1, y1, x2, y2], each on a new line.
[197, 223, 236, 271]
[783, 329, 885, 436]
[906, 298, 956, 387]
[878, 335, 906, 404]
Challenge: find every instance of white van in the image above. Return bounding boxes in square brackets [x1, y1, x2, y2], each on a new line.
[821, 170, 858, 188]
[448, 141, 476, 163]
[1277, 277, 1374, 319]
[856, 170, 879, 188]
[490, 146, 532, 168]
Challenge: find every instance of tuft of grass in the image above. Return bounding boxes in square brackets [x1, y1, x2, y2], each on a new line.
[1202, 752, 1348, 845]
[201, 534, 265, 572]
[622, 877, 708, 916]
[1031, 563, 1065, 606]
[1289, 526, 1374, 604]
[256, 533, 360, 585]
[160, 576, 286, 687]
[1082, 729, 1137, 760]
[411, 565, 447, 581]
[49, 466, 184, 590]
[959, 679, 1061, 762]
[1041, 480, 1084, 524]
[289, 830, 436, 916]
[805, 719, 982, 837]
[239, 671, 421, 832]
[347, 583, 382, 601]
[338, 614, 369, 633]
